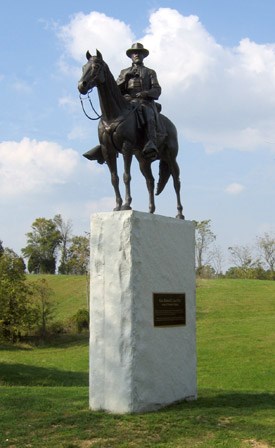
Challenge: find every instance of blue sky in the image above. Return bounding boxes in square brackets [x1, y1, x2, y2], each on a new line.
[1, 0, 275, 270]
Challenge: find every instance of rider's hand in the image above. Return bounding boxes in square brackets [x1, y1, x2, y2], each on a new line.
[124, 94, 132, 101]
[135, 91, 148, 99]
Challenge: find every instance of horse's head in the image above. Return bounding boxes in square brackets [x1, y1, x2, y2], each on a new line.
[78, 50, 105, 95]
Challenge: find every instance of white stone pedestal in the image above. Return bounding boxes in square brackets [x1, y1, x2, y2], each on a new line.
[89, 211, 197, 413]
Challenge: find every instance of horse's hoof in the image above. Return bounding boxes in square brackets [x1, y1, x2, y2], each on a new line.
[113, 206, 121, 211]
[176, 214, 185, 220]
[121, 205, 132, 211]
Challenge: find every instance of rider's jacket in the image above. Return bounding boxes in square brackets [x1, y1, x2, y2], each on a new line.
[116, 64, 161, 101]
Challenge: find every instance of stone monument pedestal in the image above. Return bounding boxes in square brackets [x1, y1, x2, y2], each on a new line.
[89, 211, 197, 413]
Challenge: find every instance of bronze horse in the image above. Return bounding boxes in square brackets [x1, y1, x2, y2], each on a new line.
[78, 50, 184, 219]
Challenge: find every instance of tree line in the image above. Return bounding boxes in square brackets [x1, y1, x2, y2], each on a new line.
[6, 214, 274, 281]
[21, 214, 89, 275]
[1, 215, 274, 343]
[0, 214, 89, 342]
[0, 244, 89, 342]
[0, 245, 54, 342]
[195, 220, 275, 280]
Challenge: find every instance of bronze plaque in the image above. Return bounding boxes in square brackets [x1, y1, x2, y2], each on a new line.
[153, 293, 186, 327]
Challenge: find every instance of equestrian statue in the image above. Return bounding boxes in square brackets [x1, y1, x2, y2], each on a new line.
[78, 43, 184, 219]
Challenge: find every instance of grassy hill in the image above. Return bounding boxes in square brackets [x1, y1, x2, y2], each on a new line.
[26, 274, 89, 321]
[0, 278, 274, 447]
[197, 278, 275, 392]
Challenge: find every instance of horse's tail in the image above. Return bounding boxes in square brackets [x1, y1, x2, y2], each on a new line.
[156, 160, 171, 195]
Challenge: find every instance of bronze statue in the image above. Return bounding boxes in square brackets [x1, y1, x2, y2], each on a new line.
[78, 44, 184, 219]
[117, 43, 161, 160]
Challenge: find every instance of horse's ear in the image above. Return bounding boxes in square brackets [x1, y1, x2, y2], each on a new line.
[86, 50, 92, 61]
[96, 49, 103, 60]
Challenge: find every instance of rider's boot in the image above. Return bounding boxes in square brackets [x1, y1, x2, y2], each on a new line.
[83, 145, 105, 164]
[142, 120, 159, 160]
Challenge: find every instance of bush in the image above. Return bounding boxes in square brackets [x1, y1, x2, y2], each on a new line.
[49, 320, 67, 335]
[71, 308, 89, 333]
[225, 266, 273, 280]
[196, 264, 216, 279]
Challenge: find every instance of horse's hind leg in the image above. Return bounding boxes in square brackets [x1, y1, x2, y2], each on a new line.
[171, 160, 184, 219]
[136, 154, 155, 214]
[145, 168, 156, 214]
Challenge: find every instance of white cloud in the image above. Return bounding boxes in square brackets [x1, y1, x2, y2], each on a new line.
[0, 138, 79, 197]
[58, 94, 79, 111]
[84, 197, 115, 214]
[67, 125, 90, 141]
[225, 183, 245, 195]
[144, 9, 221, 90]
[13, 79, 33, 94]
[57, 11, 134, 70]
[56, 8, 275, 153]
[257, 223, 275, 236]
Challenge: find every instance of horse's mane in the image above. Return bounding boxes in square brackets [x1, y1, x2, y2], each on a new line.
[100, 59, 129, 110]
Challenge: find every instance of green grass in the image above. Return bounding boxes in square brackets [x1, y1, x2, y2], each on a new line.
[0, 278, 274, 447]
[27, 274, 88, 320]
[197, 279, 275, 391]
[0, 336, 88, 387]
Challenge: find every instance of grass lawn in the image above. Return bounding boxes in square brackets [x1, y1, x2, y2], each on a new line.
[0, 278, 274, 448]
[26, 274, 89, 321]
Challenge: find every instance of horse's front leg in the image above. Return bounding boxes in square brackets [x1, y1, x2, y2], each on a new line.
[121, 143, 133, 211]
[105, 151, 122, 211]
[147, 175, 156, 214]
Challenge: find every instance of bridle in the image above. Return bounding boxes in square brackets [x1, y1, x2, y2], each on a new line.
[78, 55, 140, 127]
[79, 89, 102, 121]
[79, 58, 103, 120]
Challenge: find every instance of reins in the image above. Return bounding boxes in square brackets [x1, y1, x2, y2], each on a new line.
[79, 90, 102, 121]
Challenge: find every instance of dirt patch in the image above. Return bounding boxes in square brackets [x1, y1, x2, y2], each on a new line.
[243, 439, 271, 448]
[78, 439, 116, 448]
[217, 416, 233, 427]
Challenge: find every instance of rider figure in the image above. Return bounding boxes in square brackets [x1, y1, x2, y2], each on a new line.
[116, 43, 161, 159]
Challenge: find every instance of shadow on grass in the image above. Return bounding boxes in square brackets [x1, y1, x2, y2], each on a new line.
[165, 389, 275, 412]
[0, 388, 274, 447]
[199, 390, 275, 410]
[0, 363, 88, 387]
[0, 344, 33, 351]
[30, 334, 89, 349]
[0, 334, 89, 351]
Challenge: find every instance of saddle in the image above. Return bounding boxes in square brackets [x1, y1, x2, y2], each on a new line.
[133, 101, 165, 136]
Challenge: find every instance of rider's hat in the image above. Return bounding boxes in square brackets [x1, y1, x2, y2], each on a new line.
[126, 42, 149, 58]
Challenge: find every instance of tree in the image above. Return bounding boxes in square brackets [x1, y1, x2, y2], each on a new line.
[228, 244, 256, 269]
[194, 220, 216, 277]
[22, 217, 62, 274]
[65, 235, 90, 275]
[0, 247, 39, 341]
[209, 244, 224, 277]
[31, 278, 55, 337]
[225, 263, 267, 280]
[53, 214, 73, 274]
[0, 240, 4, 256]
[227, 244, 259, 279]
[257, 233, 275, 279]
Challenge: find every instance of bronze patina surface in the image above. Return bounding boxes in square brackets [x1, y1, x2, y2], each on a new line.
[78, 44, 184, 219]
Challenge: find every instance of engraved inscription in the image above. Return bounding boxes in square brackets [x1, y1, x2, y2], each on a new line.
[153, 293, 186, 327]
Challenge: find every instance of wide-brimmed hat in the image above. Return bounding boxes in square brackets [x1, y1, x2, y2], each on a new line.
[126, 43, 149, 58]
